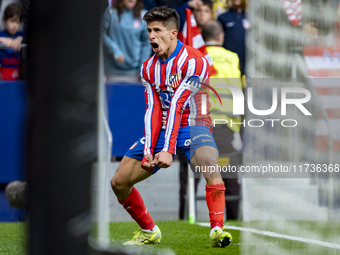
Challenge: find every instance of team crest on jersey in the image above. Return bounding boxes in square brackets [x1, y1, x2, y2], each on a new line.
[169, 74, 180, 89]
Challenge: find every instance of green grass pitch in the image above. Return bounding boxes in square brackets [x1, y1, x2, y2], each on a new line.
[1, 220, 340, 255]
[108, 220, 241, 255]
[0, 222, 27, 255]
[108, 220, 340, 255]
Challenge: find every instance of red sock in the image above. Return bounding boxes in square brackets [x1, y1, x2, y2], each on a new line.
[118, 187, 155, 230]
[206, 183, 226, 229]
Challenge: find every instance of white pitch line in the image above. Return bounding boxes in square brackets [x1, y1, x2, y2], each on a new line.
[197, 222, 340, 250]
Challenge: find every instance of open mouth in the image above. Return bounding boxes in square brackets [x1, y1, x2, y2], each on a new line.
[151, 43, 159, 52]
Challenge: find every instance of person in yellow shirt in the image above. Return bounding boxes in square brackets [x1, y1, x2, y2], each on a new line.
[202, 19, 243, 151]
[202, 20, 242, 220]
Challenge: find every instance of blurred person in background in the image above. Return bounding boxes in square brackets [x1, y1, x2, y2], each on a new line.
[217, 0, 249, 75]
[203, 20, 242, 151]
[5, 180, 28, 221]
[0, 2, 23, 80]
[5, 180, 27, 209]
[102, 0, 151, 83]
[193, 0, 213, 32]
[0, 0, 19, 30]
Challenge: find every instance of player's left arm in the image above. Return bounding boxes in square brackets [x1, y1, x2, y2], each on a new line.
[162, 56, 209, 155]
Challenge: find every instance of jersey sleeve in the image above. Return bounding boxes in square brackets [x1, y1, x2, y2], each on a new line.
[141, 64, 162, 157]
[162, 56, 209, 154]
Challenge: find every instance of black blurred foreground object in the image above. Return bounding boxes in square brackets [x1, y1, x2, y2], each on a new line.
[25, 0, 130, 254]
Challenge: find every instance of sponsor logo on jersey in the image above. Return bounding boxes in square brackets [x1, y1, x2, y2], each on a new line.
[159, 90, 173, 109]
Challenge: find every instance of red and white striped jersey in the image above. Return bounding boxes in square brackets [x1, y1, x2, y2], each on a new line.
[141, 40, 212, 155]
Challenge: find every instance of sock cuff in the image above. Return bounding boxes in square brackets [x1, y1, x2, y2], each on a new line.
[209, 226, 222, 237]
[118, 186, 136, 205]
[205, 183, 226, 192]
[142, 225, 158, 233]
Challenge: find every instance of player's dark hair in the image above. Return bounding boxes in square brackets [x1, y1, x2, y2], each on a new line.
[202, 0, 213, 10]
[202, 20, 223, 42]
[3, 3, 23, 22]
[143, 6, 180, 31]
[114, 0, 144, 20]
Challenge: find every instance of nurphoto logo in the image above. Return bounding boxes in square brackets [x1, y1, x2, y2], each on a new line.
[188, 80, 312, 128]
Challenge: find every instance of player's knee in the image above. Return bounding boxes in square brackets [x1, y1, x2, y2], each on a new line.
[110, 175, 126, 194]
[202, 156, 217, 167]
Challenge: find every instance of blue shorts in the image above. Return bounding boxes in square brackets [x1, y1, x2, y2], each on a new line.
[125, 125, 218, 173]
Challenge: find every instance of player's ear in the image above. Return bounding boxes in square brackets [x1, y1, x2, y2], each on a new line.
[170, 29, 178, 40]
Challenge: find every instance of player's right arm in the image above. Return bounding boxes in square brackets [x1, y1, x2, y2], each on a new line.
[141, 64, 162, 170]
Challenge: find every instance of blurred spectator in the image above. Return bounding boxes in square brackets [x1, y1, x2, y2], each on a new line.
[217, 0, 249, 75]
[5, 180, 27, 221]
[193, 0, 213, 32]
[0, 0, 28, 32]
[102, 0, 151, 83]
[0, 2, 23, 80]
[5, 180, 28, 209]
[0, 0, 19, 30]
[212, 0, 227, 19]
[202, 20, 242, 220]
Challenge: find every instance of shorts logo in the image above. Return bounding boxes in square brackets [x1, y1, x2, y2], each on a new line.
[192, 134, 210, 141]
[140, 137, 145, 144]
[184, 139, 191, 146]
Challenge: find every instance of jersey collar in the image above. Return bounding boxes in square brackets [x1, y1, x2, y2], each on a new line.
[159, 39, 183, 64]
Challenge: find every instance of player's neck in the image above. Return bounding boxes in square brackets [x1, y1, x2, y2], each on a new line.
[160, 39, 178, 62]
